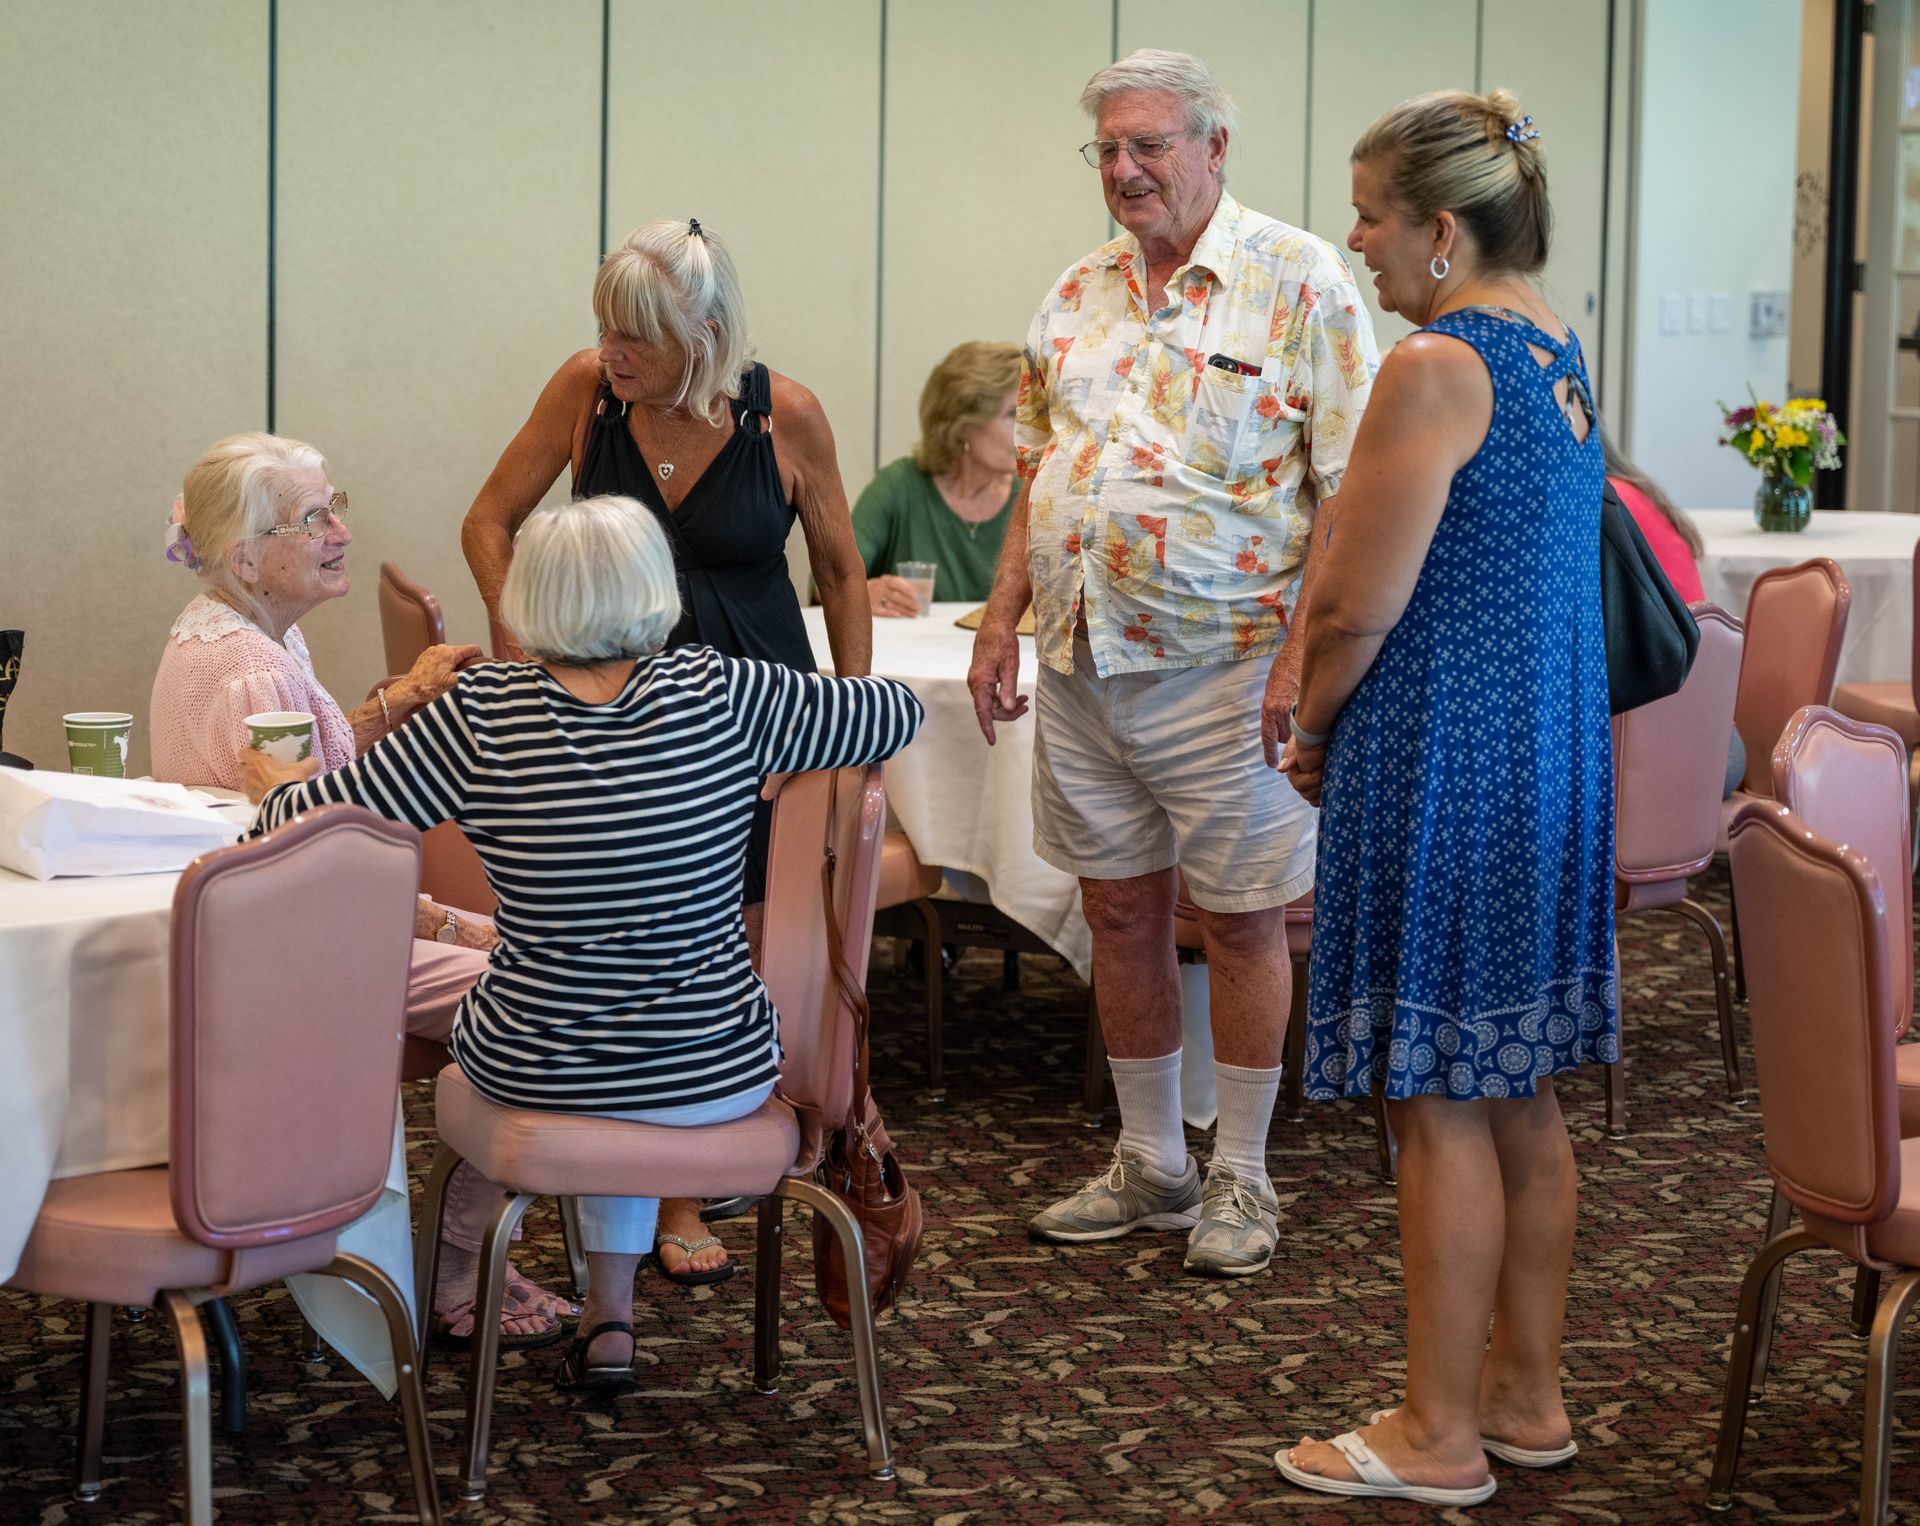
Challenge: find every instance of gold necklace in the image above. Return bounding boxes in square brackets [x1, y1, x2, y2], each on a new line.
[641, 408, 715, 481]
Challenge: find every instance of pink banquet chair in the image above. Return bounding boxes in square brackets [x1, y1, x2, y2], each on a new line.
[1831, 538, 1920, 854]
[1711, 800, 1920, 1524]
[3, 805, 439, 1524]
[1610, 602, 1745, 1134]
[413, 764, 896, 1501]
[377, 560, 446, 676]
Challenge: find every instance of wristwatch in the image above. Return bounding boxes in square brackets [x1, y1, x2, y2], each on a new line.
[434, 908, 460, 945]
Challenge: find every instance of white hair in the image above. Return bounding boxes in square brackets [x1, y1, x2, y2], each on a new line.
[1079, 48, 1239, 140]
[179, 432, 329, 624]
[593, 219, 752, 426]
[501, 495, 680, 664]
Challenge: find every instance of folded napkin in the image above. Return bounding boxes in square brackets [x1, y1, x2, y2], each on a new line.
[0, 767, 240, 879]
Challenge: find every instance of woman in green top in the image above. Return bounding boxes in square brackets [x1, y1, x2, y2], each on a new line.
[854, 340, 1021, 615]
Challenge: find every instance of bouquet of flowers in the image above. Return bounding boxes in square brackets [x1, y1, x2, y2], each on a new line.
[1718, 394, 1845, 487]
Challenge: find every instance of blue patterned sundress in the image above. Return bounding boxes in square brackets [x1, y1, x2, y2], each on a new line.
[1302, 307, 1617, 1102]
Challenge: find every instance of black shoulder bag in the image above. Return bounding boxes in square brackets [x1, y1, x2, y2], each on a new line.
[1600, 479, 1699, 714]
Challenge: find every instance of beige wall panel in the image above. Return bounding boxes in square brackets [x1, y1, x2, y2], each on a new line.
[878, 0, 1112, 472]
[1117, 1, 1310, 230]
[609, 0, 881, 591]
[0, 2, 267, 775]
[1481, 0, 1611, 393]
[276, 2, 602, 705]
[1308, 0, 1478, 349]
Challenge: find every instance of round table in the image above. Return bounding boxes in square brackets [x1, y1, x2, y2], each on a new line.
[1693, 508, 1916, 688]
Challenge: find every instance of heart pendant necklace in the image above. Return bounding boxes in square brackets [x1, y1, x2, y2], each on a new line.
[658, 462, 674, 480]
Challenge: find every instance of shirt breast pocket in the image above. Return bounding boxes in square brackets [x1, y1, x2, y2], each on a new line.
[1187, 368, 1304, 483]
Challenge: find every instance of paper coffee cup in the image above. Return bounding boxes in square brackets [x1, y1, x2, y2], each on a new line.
[245, 711, 315, 764]
[64, 712, 133, 778]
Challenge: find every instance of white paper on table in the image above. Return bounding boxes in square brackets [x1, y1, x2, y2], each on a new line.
[286, 1107, 414, 1399]
[1179, 963, 1217, 1130]
[0, 769, 238, 879]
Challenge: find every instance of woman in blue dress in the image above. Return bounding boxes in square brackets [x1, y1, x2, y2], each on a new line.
[1273, 89, 1614, 1509]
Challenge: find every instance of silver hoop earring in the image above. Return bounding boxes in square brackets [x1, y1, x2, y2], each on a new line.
[1429, 254, 1451, 280]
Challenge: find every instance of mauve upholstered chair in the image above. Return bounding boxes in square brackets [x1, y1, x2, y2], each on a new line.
[413, 764, 894, 1501]
[377, 561, 446, 677]
[1831, 538, 1920, 862]
[4, 805, 439, 1524]
[1610, 602, 1745, 1135]
[1712, 800, 1920, 1524]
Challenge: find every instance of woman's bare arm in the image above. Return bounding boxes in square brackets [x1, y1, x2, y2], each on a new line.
[770, 371, 872, 678]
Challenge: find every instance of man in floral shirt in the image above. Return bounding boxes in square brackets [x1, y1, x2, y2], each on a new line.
[968, 48, 1377, 1276]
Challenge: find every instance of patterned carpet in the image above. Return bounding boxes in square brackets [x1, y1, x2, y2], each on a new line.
[3, 863, 1918, 1522]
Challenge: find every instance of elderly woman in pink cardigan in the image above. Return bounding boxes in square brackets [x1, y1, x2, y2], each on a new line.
[148, 431, 575, 1352]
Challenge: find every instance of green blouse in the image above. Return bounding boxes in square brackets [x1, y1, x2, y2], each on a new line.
[849, 457, 1014, 604]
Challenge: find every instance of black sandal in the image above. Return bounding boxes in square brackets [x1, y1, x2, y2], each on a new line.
[555, 1321, 635, 1393]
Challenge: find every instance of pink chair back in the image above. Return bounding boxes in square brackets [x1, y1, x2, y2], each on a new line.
[1614, 602, 1743, 890]
[1734, 558, 1850, 793]
[1910, 538, 1920, 715]
[1730, 801, 1900, 1226]
[377, 562, 446, 677]
[758, 766, 886, 1129]
[1772, 705, 1913, 1034]
[169, 805, 421, 1248]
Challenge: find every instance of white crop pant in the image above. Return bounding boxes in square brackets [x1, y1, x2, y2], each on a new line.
[573, 1079, 777, 1254]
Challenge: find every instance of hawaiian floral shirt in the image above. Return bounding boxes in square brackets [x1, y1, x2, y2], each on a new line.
[1018, 192, 1378, 675]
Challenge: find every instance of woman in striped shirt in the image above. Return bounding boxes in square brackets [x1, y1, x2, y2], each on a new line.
[245, 494, 922, 1388]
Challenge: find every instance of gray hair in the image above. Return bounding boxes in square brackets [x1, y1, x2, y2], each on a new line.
[593, 218, 753, 426]
[500, 495, 680, 664]
[1079, 49, 1239, 140]
[180, 432, 329, 622]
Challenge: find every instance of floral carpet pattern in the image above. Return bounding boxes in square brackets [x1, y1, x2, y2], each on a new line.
[3, 865, 1918, 1522]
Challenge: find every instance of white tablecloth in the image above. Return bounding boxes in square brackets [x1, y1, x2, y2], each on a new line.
[806, 604, 1089, 978]
[1694, 508, 1916, 688]
[0, 862, 414, 1397]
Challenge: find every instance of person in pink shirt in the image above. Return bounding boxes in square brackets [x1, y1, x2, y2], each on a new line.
[149, 432, 576, 1352]
[1602, 429, 1704, 603]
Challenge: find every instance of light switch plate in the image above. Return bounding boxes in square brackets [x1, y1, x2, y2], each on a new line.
[1660, 293, 1684, 335]
[1687, 294, 1709, 334]
[1750, 290, 1790, 338]
[1708, 294, 1733, 333]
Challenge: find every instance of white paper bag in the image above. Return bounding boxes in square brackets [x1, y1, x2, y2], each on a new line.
[0, 767, 241, 879]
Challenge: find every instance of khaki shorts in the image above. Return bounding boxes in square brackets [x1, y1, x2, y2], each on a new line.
[1030, 637, 1317, 913]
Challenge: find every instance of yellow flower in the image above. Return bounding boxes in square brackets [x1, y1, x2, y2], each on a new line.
[1775, 425, 1809, 448]
[1788, 397, 1827, 411]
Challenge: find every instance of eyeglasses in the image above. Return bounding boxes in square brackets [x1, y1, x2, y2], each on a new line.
[1079, 131, 1191, 169]
[263, 491, 348, 539]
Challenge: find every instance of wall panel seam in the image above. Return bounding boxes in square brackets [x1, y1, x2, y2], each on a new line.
[873, 0, 888, 476]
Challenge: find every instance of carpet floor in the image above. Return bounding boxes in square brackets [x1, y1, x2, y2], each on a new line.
[2, 864, 1915, 1523]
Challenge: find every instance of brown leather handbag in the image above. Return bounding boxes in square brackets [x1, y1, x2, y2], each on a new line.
[810, 774, 924, 1330]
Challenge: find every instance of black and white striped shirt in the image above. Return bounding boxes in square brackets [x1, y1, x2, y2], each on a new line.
[254, 649, 923, 1112]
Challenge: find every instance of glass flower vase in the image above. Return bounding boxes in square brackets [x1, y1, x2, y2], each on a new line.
[1753, 470, 1812, 533]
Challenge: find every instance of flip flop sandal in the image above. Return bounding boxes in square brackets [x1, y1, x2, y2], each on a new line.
[649, 1233, 736, 1287]
[505, 1264, 580, 1326]
[430, 1292, 570, 1353]
[556, 1321, 635, 1393]
[1368, 1407, 1579, 1469]
[1275, 1431, 1497, 1507]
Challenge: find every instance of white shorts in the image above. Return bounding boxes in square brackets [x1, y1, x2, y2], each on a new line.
[1030, 637, 1317, 913]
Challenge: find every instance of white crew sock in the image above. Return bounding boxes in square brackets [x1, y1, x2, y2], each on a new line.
[1108, 1049, 1188, 1179]
[1211, 1061, 1281, 1191]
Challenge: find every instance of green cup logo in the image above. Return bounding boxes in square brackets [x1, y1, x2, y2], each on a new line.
[64, 712, 133, 778]
[244, 711, 315, 764]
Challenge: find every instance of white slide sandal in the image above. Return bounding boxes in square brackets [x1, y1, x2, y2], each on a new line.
[1369, 1407, 1580, 1470]
[1275, 1431, 1498, 1507]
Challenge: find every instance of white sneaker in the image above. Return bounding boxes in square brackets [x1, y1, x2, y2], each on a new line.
[1028, 1146, 1202, 1242]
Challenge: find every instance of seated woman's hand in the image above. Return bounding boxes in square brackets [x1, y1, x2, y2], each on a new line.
[868, 573, 923, 619]
[240, 746, 321, 803]
[395, 643, 486, 712]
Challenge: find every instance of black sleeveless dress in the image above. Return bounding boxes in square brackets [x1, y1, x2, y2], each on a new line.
[573, 362, 816, 901]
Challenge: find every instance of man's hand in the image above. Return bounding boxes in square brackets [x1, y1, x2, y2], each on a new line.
[240, 747, 320, 803]
[967, 617, 1030, 744]
[1260, 653, 1300, 769]
[868, 573, 922, 619]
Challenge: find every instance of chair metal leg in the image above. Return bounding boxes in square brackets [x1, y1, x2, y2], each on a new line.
[324, 1252, 443, 1524]
[157, 1289, 213, 1526]
[1282, 955, 1308, 1124]
[776, 1177, 894, 1479]
[202, 1296, 246, 1436]
[1370, 1087, 1397, 1184]
[1002, 949, 1021, 992]
[1752, 1184, 1796, 1393]
[1728, 872, 1747, 1005]
[74, 1302, 111, 1501]
[1671, 897, 1745, 1103]
[459, 1189, 538, 1503]
[1854, 1267, 1885, 1340]
[1860, 1268, 1920, 1526]
[1083, 984, 1108, 1127]
[915, 898, 945, 1102]
[558, 1196, 590, 1302]
[753, 1194, 784, 1394]
[412, 1143, 462, 1372]
[1707, 1227, 1822, 1509]
[1604, 1054, 1628, 1140]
